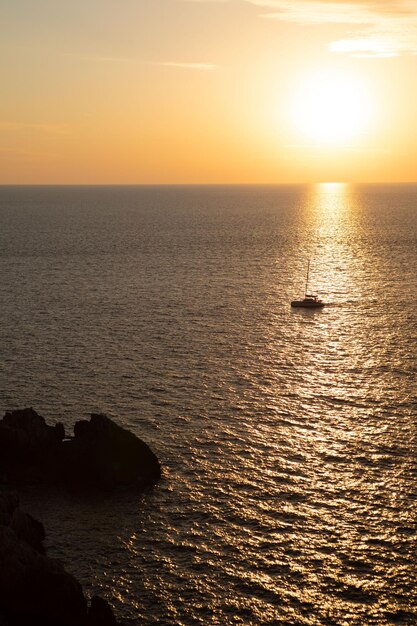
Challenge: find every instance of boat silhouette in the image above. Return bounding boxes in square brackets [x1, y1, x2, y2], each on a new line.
[291, 261, 325, 308]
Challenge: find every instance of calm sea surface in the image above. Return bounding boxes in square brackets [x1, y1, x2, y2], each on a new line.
[1, 184, 416, 625]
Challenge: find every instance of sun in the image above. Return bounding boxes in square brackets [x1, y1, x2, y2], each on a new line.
[292, 70, 373, 146]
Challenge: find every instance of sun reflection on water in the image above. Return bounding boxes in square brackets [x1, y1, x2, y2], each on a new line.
[299, 182, 366, 305]
[273, 182, 416, 625]
[6, 185, 416, 625]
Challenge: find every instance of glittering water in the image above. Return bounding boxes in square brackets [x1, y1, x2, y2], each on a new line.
[1, 184, 416, 625]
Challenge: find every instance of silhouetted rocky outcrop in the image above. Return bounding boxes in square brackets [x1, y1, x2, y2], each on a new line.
[0, 408, 161, 491]
[61, 412, 161, 491]
[0, 409, 160, 624]
[0, 492, 118, 626]
[87, 595, 119, 626]
[0, 409, 63, 484]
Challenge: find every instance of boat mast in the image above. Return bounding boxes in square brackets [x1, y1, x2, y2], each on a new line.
[305, 260, 310, 296]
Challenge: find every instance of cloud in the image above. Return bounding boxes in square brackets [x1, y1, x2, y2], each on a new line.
[248, 1, 374, 24]
[76, 55, 217, 70]
[246, 1, 417, 55]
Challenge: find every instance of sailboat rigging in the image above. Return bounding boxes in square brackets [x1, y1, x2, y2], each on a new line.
[291, 260, 325, 308]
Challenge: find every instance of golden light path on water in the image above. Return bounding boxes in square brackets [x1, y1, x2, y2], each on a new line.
[2, 184, 415, 625]
[245, 182, 417, 624]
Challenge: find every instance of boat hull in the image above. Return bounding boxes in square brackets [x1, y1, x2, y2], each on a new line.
[291, 299, 325, 308]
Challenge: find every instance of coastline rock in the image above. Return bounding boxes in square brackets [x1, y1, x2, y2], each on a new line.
[61, 413, 161, 491]
[0, 492, 119, 626]
[0, 491, 44, 551]
[9, 506, 46, 554]
[87, 596, 119, 626]
[0, 408, 161, 491]
[0, 409, 160, 624]
[0, 408, 63, 484]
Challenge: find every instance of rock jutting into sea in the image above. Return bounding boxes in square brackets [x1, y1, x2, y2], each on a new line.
[0, 408, 161, 491]
[0, 408, 162, 625]
[0, 491, 118, 626]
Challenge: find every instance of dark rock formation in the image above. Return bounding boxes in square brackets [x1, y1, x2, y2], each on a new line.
[61, 413, 161, 491]
[0, 408, 63, 484]
[0, 409, 160, 624]
[87, 596, 119, 626]
[0, 492, 119, 626]
[0, 491, 45, 553]
[0, 408, 161, 491]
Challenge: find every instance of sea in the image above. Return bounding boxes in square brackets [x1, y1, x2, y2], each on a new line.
[0, 184, 416, 625]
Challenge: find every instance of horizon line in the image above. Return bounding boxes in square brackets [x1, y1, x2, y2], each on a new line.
[1, 181, 417, 187]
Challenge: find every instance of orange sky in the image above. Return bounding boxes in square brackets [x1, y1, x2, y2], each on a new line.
[1, 0, 417, 184]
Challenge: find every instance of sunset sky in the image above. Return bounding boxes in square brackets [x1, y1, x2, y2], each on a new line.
[1, 0, 417, 184]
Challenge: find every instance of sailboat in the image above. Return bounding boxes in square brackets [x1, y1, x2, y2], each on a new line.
[291, 260, 325, 308]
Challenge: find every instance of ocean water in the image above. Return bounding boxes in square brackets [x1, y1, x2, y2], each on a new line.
[0, 183, 416, 625]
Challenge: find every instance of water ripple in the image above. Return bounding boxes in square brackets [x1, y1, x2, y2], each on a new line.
[1, 184, 416, 625]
